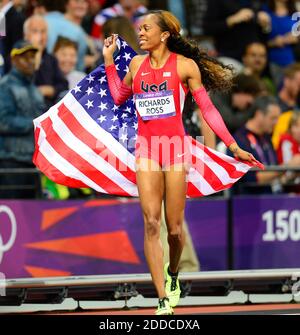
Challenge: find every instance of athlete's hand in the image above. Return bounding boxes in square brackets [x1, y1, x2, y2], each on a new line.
[103, 34, 118, 63]
[234, 147, 265, 170]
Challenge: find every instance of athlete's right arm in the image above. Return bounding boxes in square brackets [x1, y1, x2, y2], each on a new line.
[103, 34, 133, 105]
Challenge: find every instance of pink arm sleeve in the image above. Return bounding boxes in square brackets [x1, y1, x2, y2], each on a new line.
[105, 64, 132, 105]
[192, 86, 236, 147]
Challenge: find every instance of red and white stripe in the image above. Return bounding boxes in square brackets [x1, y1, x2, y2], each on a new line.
[33, 93, 252, 198]
[34, 93, 138, 197]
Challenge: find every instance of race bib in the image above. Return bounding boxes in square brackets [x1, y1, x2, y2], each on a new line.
[134, 90, 176, 120]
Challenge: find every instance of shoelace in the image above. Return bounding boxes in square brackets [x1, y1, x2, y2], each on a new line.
[158, 298, 168, 309]
[170, 276, 178, 291]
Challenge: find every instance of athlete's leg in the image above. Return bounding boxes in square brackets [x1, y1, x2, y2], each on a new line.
[164, 164, 187, 273]
[136, 158, 166, 298]
[162, 163, 187, 308]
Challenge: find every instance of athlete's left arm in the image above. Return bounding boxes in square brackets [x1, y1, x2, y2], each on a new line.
[182, 58, 263, 167]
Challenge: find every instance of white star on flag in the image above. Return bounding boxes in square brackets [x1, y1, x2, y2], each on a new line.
[98, 115, 107, 123]
[111, 115, 118, 122]
[120, 133, 128, 142]
[86, 87, 94, 95]
[98, 88, 107, 98]
[99, 76, 106, 84]
[123, 52, 132, 61]
[73, 85, 81, 93]
[110, 125, 118, 131]
[98, 102, 107, 111]
[112, 104, 119, 112]
[86, 74, 95, 83]
[85, 100, 94, 109]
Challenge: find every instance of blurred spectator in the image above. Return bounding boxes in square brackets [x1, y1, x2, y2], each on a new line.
[82, 0, 103, 35]
[35, 0, 66, 14]
[210, 73, 263, 134]
[91, 0, 147, 40]
[272, 109, 294, 149]
[0, 40, 45, 198]
[185, 0, 207, 37]
[272, 63, 300, 150]
[242, 41, 276, 94]
[102, 16, 140, 52]
[203, 0, 270, 61]
[25, 0, 46, 16]
[277, 111, 300, 163]
[54, 37, 86, 89]
[97, 14, 141, 65]
[166, 0, 186, 33]
[83, 1, 123, 29]
[277, 62, 300, 112]
[146, 0, 166, 10]
[262, 0, 299, 87]
[218, 56, 244, 74]
[0, 0, 26, 73]
[0, 36, 4, 79]
[24, 15, 69, 109]
[64, 0, 99, 72]
[102, 0, 118, 8]
[242, 42, 267, 76]
[228, 95, 300, 194]
[41, 0, 88, 71]
[25, 0, 60, 15]
[276, 111, 300, 192]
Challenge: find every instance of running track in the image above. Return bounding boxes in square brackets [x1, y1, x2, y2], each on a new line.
[46, 303, 300, 315]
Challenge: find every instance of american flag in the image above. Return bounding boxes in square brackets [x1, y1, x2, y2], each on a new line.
[33, 37, 254, 197]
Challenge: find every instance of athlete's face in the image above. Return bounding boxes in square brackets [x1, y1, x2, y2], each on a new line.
[138, 14, 166, 51]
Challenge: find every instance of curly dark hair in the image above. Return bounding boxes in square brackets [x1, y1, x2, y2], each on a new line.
[148, 10, 234, 92]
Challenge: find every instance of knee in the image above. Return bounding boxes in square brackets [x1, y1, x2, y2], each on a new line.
[144, 214, 161, 238]
[168, 225, 184, 242]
